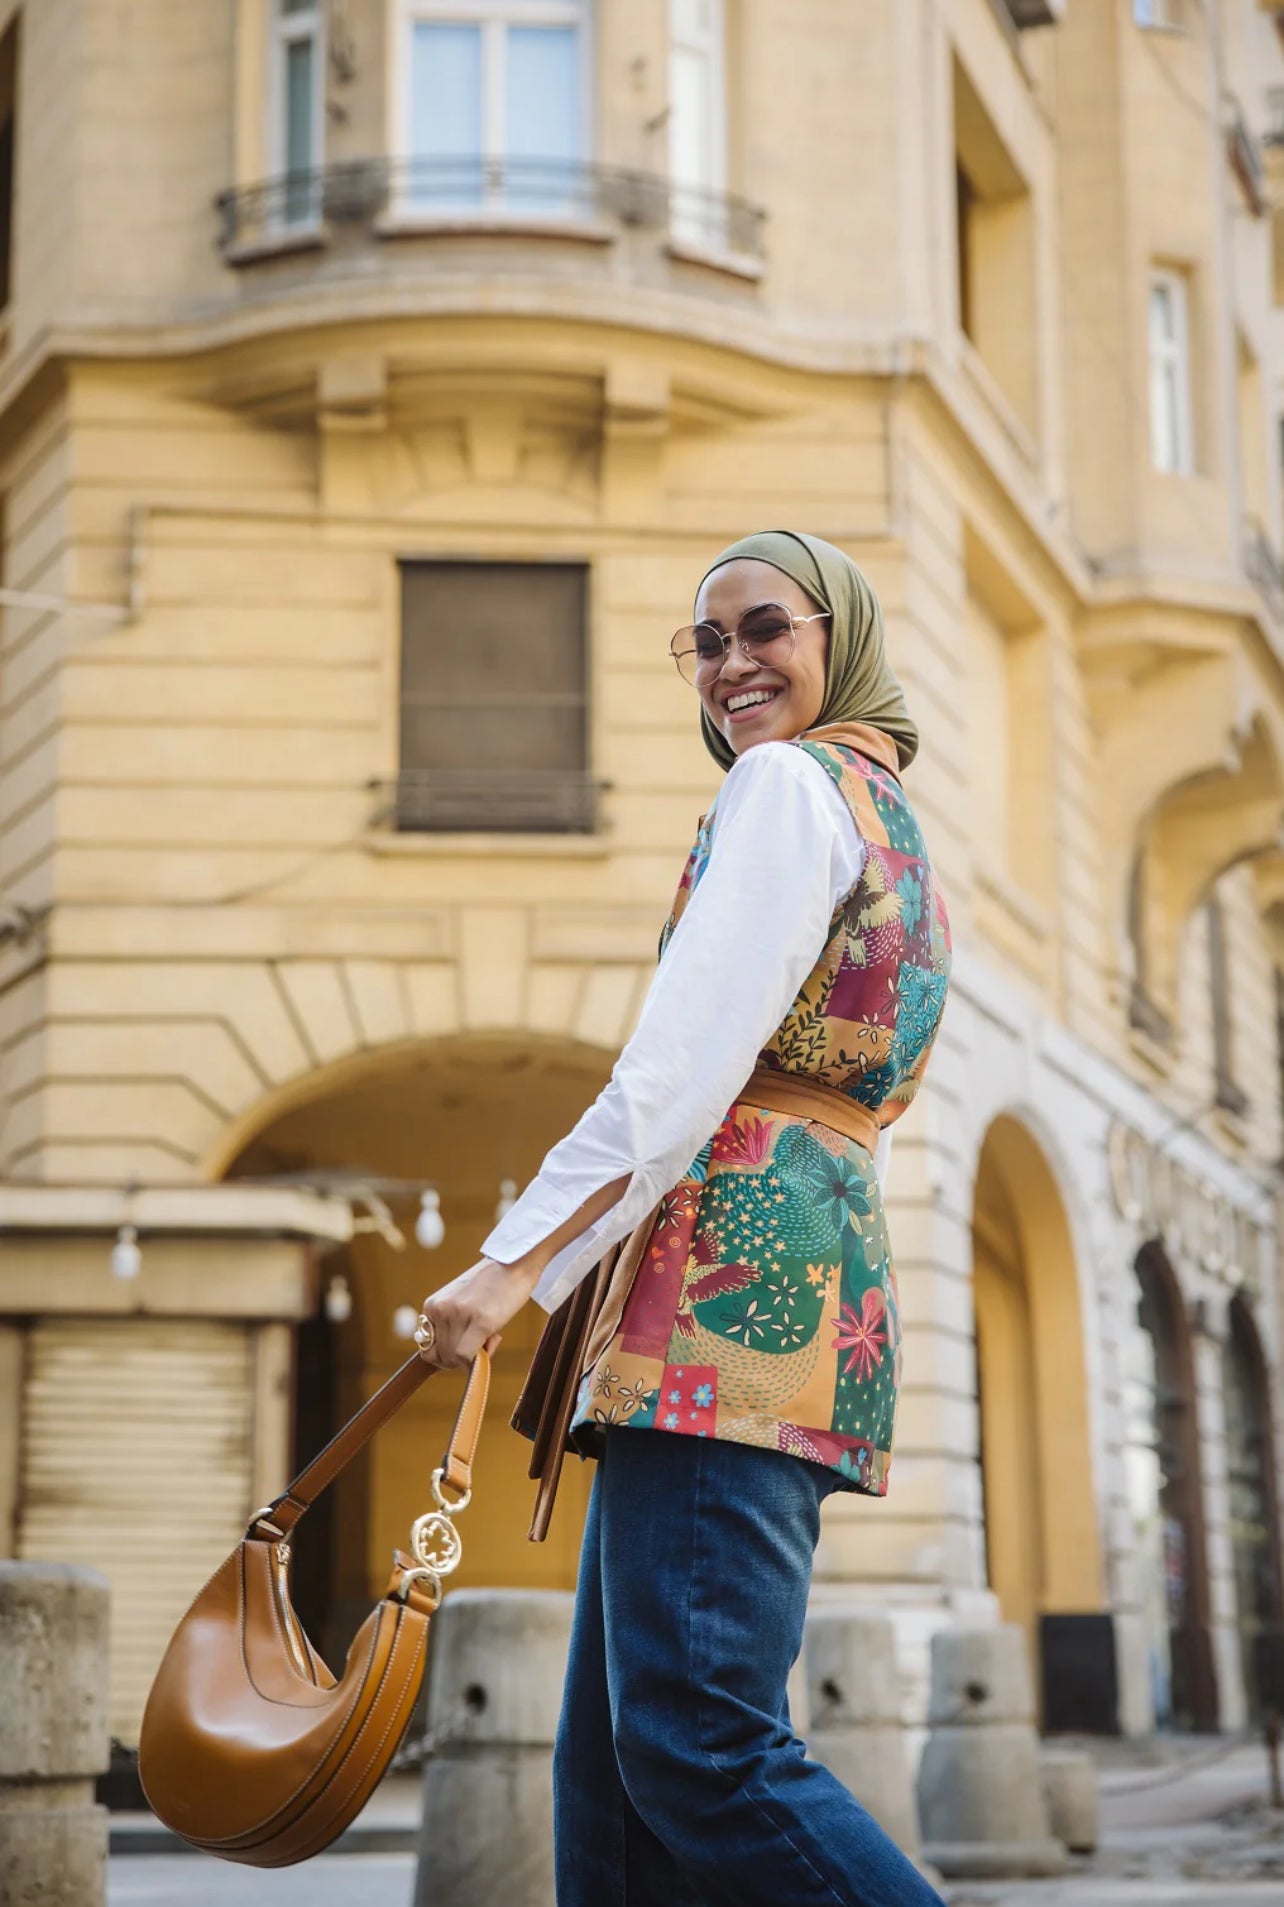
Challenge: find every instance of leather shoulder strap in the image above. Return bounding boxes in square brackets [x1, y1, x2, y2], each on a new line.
[257, 1349, 490, 1538]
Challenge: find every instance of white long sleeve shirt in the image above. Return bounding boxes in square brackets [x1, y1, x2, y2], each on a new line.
[482, 740, 890, 1313]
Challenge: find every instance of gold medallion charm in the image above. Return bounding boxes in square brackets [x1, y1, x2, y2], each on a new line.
[410, 1510, 463, 1577]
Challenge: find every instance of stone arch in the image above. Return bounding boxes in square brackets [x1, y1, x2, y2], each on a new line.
[213, 1030, 621, 1652]
[204, 1026, 621, 1182]
[182, 925, 651, 1184]
[1132, 710, 1284, 1025]
[970, 1112, 1105, 1713]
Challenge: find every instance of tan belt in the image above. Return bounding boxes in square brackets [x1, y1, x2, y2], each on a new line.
[741, 1065, 881, 1155]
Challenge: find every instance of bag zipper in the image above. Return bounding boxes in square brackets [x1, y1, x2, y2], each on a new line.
[274, 1540, 313, 1683]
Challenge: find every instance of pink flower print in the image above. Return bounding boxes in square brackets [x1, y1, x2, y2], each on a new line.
[714, 1115, 773, 1168]
[833, 1289, 888, 1382]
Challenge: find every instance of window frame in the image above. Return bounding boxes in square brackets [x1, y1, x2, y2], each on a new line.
[1149, 267, 1195, 478]
[1133, 0, 1184, 29]
[668, 0, 727, 199]
[391, 0, 591, 217]
[266, 0, 326, 226]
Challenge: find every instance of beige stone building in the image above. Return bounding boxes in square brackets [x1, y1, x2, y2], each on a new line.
[1, 0, 1283, 1754]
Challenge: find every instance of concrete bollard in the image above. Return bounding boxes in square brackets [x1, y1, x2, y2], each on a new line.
[1040, 1748, 1099, 1854]
[414, 1588, 573, 1907]
[0, 1562, 111, 1907]
[803, 1606, 920, 1855]
[916, 1625, 1066, 1878]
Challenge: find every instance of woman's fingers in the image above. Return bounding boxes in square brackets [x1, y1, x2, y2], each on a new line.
[415, 1305, 497, 1370]
[417, 1258, 523, 1369]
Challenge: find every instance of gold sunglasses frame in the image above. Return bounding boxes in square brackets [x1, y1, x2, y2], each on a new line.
[669, 602, 828, 686]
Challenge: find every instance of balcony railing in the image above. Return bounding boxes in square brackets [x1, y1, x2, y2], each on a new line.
[1227, 105, 1268, 215]
[1243, 516, 1284, 623]
[217, 156, 766, 262]
[1005, 0, 1065, 25]
[373, 768, 606, 835]
[1266, 84, 1284, 148]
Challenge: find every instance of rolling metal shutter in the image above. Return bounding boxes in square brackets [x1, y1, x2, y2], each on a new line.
[17, 1317, 255, 1746]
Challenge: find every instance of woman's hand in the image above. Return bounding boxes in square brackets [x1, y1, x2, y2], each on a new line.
[416, 1255, 542, 1370]
[416, 1173, 630, 1370]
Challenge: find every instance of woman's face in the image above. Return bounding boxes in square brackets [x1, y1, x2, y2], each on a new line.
[694, 558, 830, 754]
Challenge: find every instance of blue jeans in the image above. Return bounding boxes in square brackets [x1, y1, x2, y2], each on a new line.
[553, 1428, 946, 1907]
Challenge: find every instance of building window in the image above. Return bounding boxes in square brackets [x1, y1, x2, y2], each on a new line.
[1149, 270, 1194, 475]
[398, 0, 587, 217]
[1207, 896, 1248, 1117]
[1134, 0, 1184, 27]
[396, 560, 594, 833]
[953, 59, 1039, 441]
[669, 0, 726, 248]
[271, 0, 324, 226]
[1128, 851, 1172, 1044]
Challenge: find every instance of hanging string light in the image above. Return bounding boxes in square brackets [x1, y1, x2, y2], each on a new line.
[323, 1273, 353, 1323]
[110, 1223, 141, 1281]
[415, 1188, 445, 1250]
[391, 1304, 419, 1340]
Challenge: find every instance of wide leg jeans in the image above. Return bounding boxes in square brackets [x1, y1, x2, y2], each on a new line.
[553, 1427, 947, 1907]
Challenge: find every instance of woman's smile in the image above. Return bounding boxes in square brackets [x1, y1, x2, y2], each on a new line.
[721, 682, 785, 724]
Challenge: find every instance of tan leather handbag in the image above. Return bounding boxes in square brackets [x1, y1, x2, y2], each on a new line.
[139, 1347, 489, 1867]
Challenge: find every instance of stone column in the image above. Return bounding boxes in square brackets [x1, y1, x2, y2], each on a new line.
[803, 1605, 920, 1854]
[414, 1588, 573, 1907]
[917, 1625, 1066, 1878]
[0, 1562, 110, 1907]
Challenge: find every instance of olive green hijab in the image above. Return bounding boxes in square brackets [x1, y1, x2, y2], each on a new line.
[696, 530, 918, 774]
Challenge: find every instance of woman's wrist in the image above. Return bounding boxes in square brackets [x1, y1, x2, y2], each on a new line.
[484, 1250, 547, 1295]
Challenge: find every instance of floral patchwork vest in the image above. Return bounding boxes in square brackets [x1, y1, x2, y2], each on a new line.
[567, 735, 952, 1496]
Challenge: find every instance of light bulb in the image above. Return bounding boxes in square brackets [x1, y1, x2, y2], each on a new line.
[415, 1189, 445, 1250]
[111, 1224, 141, 1281]
[392, 1303, 419, 1340]
[323, 1273, 353, 1323]
[495, 1177, 518, 1223]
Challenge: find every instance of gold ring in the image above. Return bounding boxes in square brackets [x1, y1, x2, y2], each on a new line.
[413, 1312, 436, 1354]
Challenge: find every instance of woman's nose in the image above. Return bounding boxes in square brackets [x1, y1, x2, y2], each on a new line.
[719, 635, 756, 677]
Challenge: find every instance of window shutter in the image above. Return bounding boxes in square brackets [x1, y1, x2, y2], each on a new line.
[397, 560, 593, 832]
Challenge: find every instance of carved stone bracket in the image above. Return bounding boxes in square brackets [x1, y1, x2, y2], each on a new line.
[1080, 603, 1284, 1026]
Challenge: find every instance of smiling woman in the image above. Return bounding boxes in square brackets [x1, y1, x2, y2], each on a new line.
[687, 561, 831, 745]
[413, 531, 952, 1907]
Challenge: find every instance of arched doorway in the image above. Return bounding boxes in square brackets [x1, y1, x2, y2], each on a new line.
[1223, 1294, 1284, 1722]
[1123, 1243, 1217, 1731]
[971, 1116, 1107, 1726]
[222, 1033, 613, 1664]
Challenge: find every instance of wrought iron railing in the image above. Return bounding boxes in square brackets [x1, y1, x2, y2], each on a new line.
[1265, 85, 1284, 148]
[1227, 105, 1268, 216]
[1243, 516, 1284, 624]
[373, 768, 606, 835]
[217, 156, 766, 261]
